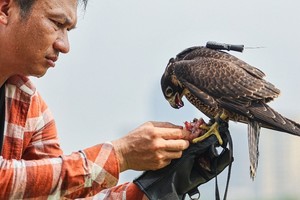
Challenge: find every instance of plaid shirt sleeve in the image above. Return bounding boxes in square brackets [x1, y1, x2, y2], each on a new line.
[0, 76, 146, 199]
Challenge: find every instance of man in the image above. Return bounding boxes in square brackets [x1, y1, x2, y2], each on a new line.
[0, 0, 194, 199]
[0, 0, 231, 199]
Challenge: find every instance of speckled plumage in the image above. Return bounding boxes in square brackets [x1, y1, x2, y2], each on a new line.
[161, 46, 300, 179]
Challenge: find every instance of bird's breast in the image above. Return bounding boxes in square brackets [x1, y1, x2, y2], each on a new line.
[185, 92, 250, 124]
[185, 92, 220, 118]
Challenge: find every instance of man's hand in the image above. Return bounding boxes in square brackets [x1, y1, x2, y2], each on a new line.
[112, 121, 192, 172]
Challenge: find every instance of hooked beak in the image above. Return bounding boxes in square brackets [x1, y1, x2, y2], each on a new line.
[170, 93, 184, 109]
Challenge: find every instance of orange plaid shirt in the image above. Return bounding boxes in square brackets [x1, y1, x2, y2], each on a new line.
[0, 75, 146, 199]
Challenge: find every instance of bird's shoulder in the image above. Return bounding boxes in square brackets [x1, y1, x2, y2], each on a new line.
[175, 46, 266, 80]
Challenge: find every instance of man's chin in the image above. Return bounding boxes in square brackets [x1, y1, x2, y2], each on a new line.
[29, 68, 49, 78]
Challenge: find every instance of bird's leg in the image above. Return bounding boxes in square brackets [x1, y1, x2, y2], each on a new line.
[192, 112, 228, 145]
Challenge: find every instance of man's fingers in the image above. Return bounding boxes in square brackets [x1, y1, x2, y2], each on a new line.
[157, 127, 191, 140]
[152, 151, 183, 170]
[163, 151, 182, 162]
[151, 121, 183, 129]
[164, 139, 189, 151]
[146, 121, 194, 140]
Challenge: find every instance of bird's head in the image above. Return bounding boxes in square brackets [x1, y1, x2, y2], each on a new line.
[161, 58, 186, 109]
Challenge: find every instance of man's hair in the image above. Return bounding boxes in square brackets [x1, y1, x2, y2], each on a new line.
[15, 0, 88, 17]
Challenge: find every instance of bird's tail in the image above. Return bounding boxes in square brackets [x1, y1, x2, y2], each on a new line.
[247, 103, 300, 179]
[250, 103, 300, 137]
[248, 120, 260, 180]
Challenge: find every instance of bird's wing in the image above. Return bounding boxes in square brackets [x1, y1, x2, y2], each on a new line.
[173, 57, 280, 105]
[176, 47, 267, 80]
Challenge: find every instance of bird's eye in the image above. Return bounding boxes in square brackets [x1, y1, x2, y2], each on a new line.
[165, 86, 173, 97]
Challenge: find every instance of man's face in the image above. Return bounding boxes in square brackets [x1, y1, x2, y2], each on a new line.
[3, 0, 78, 77]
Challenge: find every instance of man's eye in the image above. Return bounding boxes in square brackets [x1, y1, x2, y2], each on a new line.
[51, 19, 63, 29]
[55, 21, 63, 28]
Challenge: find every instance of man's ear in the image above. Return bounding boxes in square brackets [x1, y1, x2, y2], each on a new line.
[0, 0, 10, 25]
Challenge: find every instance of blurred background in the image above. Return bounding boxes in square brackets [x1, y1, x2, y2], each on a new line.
[33, 0, 300, 199]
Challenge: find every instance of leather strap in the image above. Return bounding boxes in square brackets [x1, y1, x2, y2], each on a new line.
[214, 129, 233, 200]
[187, 187, 200, 200]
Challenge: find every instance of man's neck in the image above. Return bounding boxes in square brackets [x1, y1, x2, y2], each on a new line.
[0, 67, 11, 87]
[0, 76, 8, 88]
[0, 55, 17, 86]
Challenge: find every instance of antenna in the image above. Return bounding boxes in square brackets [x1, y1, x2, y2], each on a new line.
[206, 41, 265, 53]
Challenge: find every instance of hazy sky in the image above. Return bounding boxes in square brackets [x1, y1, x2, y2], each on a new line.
[34, 0, 300, 199]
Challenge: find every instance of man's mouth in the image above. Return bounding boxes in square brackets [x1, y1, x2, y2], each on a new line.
[45, 55, 58, 67]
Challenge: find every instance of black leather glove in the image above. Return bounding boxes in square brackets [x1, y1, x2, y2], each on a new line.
[133, 133, 233, 200]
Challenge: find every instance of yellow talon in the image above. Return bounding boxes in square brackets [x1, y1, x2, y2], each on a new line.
[220, 112, 227, 121]
[192, 112, 228, 145]
[199, 124, 210, 130]
[192, 122, 224, 145]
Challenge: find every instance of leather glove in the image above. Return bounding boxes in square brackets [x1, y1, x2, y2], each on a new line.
[133, 133, 233, 200]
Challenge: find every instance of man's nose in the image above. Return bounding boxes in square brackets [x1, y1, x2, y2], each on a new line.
[53, 31, 70, 54]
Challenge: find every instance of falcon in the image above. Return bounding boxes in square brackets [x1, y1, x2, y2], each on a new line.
[160, 43, 300, 179]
